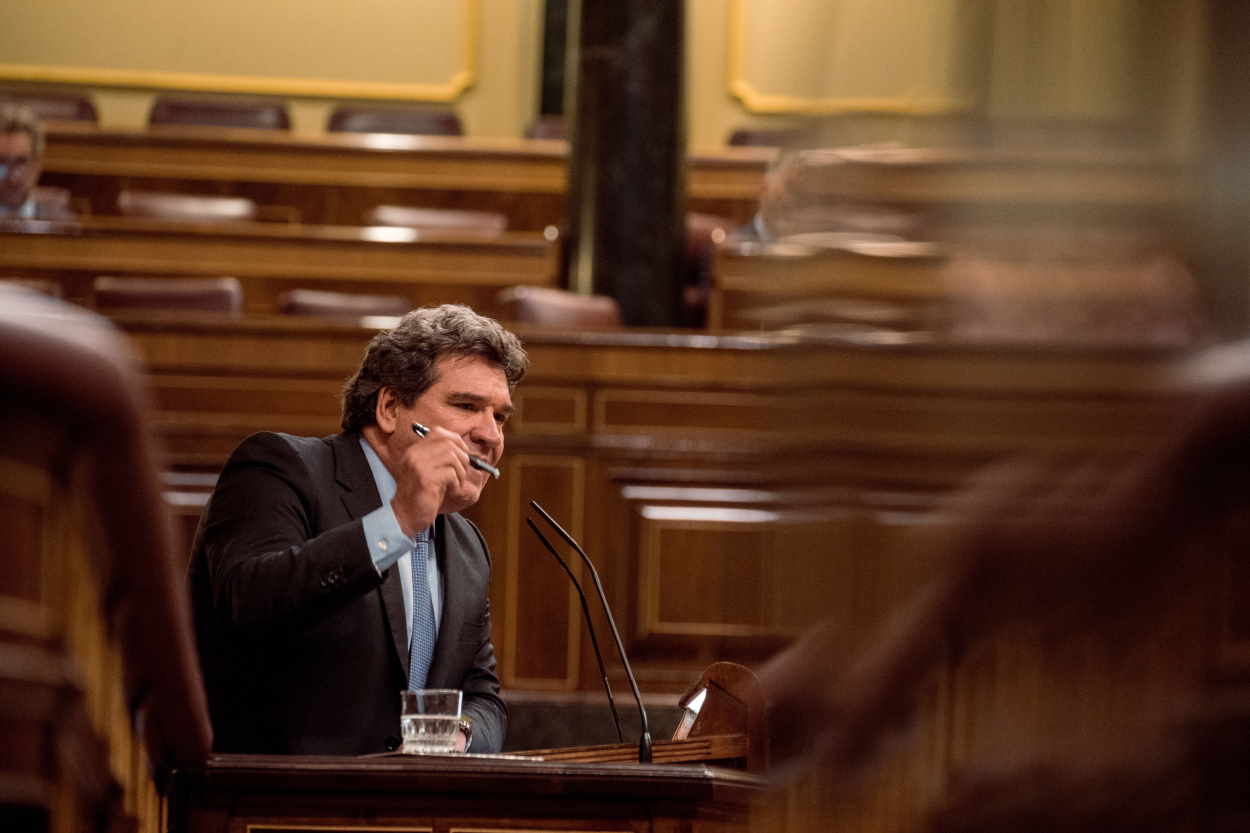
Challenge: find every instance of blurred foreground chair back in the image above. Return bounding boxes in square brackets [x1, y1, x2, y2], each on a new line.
[327, 105, 462, 136]
[0, 285, 211, 831]
[93, 275, 244, 316]
[278, 288, 411, 320]
[118, 189, 258, 222]
[365, 204, 507, 237]
[148, 94, 291, 130]
[0, 87, 98, 123]
[496, 286, 622, 329]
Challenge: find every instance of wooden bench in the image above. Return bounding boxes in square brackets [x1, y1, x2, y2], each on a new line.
[0, 216, 559, 316]
[42, 123, 773, 229]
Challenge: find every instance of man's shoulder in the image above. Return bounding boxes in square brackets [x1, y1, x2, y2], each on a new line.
[225, 431, 355, 473]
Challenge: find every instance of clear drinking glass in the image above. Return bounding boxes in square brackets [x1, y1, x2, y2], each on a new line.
[400, 689, 462, 754]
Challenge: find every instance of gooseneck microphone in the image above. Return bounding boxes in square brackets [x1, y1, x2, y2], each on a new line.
[529, 500, 653, 764]
[525, 517, 625, 743]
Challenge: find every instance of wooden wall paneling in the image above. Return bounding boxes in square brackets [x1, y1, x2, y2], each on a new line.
[466, 454, 588, 690]
[513, 386, 589, 435]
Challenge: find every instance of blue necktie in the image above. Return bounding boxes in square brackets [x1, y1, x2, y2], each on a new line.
[408, 529, 436, 690]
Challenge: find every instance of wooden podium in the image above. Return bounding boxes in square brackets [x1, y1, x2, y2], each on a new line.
[168, 664, 768, 833]
[168, 754, 762, 833]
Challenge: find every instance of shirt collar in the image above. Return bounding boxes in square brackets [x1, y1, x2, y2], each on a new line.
[359, 435, 433, 540]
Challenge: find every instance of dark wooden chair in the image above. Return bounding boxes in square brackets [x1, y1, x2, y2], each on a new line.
[148, 95, 291, 130]
[118, 189, 258, 222]
[92, 276, 244, 316]
[327, 105, 463, 136]
[0, 87, 98, 123]
[277, 288, 411, 320]
[495, 286, 622, 329]
[365, 204, 507, 236]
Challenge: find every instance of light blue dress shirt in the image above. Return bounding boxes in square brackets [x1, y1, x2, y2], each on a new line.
[359, 438, 443, 642]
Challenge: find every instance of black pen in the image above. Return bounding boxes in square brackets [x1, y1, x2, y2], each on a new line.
[411, 422, 501, 479]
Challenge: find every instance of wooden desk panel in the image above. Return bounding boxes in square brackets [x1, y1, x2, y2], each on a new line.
[710, 240, 949, 330]
[115, 316, 1192, 698]
[0, 218, 558, 315]
[170, 754, 763, 833]
[42, 124, 773, 228]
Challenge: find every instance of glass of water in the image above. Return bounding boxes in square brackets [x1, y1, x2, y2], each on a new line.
[400, 689, 462, 754]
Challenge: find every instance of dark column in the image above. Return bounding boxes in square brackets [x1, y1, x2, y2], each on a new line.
[564, 0, 686, 327]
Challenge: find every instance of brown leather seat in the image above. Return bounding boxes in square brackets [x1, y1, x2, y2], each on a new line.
[365, 205, 507, 237]
[327, 105, 462, 136]
[726, 127, 804, 147]
[495, 286, 622, 329]
[0, 88, 97, 123]
[117, 189, 258, 222]
[29, 186, 76, 220]
[277, 288, 411, 319]
[148, 95, 291, 130]
[682, 212, 734, 326]
[92, 276, 244, 316]
[525, 115, 567, 140]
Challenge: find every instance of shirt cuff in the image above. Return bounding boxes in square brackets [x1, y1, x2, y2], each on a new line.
[362, 503, 413, 575]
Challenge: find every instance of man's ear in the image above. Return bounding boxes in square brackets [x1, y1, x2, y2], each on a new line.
[374, 386, 399, 433]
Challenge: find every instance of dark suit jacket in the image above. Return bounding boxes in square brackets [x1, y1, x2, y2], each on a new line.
[188, 431, 507, 754]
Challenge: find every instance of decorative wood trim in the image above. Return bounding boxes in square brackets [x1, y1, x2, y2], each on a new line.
[0, 0, 478, 103]
[247, 820, 435, 825]
[726, 0, 974, 116]
[502, 455, 586, 690]
[637, 515, 775, 640]
[513, 386, 588, 434]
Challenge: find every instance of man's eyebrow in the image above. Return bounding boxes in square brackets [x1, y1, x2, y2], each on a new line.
[445, 391, 514, 414]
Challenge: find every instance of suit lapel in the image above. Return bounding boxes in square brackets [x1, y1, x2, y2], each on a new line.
[331, 433, 409, 682]
[427, 514, 464, 686]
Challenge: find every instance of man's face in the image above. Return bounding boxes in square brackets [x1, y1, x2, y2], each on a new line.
[390, 353, 513, 514]
[0, 132, 39, 210]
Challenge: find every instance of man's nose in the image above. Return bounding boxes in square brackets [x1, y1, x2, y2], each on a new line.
[470, 411, 503, 450]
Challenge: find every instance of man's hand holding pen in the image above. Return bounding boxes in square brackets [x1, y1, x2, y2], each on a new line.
[413, 422, 501, 479]
[389, 422, 491, 537]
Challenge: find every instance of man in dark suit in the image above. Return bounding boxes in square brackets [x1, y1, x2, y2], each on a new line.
[189, 304, 528, 755]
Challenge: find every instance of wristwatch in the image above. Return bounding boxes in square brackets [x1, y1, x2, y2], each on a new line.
[457, 716, 474, 750]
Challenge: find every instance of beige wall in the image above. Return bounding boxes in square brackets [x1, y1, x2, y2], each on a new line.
[0, 0, 543, 138]
[0, 0, 1203, 150]
[687, 0, 985, 150]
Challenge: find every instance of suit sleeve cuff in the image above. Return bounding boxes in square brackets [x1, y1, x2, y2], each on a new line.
[362, 503, 413, 575]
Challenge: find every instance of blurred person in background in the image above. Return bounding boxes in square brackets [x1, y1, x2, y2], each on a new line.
[0, 103, 71, 220]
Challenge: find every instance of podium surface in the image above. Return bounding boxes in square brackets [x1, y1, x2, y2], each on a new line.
[170, 753, 764, 833]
